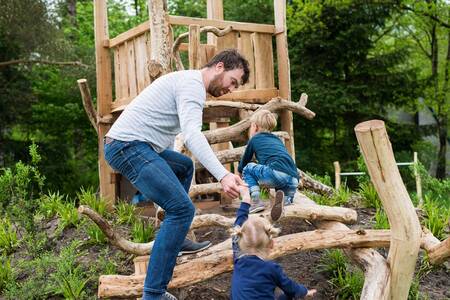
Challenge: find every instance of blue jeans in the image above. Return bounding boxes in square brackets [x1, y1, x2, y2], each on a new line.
[242, 163, 299, 204]
[104, 139, 195, 299]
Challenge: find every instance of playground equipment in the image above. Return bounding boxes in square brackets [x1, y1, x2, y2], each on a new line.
[78, 1, 449, 299]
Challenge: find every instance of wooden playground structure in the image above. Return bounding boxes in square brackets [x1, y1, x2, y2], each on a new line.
[77, 0, 449, 299]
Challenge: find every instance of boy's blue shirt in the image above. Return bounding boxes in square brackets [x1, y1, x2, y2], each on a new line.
[237, 132, 299, 179]
[231, 202, 308, 300]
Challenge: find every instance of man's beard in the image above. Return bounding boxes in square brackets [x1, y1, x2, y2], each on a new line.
[208, 73, 228, 97]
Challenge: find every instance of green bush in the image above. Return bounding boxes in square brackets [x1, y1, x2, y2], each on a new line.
[358, 181, 381, 209]
[0, 218, 18, 255]
[78, 187, 108, 217]
[115, 200, 136, 225]
[317, 249, 363, 299]
[373, 208, 390, 230]
[132, 219, 155, 243]
[39, 191, 64, 219]
[0, 256, 13, 293]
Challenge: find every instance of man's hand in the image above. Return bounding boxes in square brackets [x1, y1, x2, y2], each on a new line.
[220, 173, 244, 199]
[306, 289, 317, 298]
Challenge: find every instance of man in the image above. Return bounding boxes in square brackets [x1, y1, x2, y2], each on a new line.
[104, 49, 250, 300]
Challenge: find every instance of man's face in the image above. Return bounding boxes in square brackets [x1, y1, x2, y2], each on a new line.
[207, 63, 244, 97]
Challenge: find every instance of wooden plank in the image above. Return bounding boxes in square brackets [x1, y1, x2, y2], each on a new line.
[134, 35, 148, 93]
[109, 22, 149, 48]
[274, 0, 295, 158]
[144, 32, 152, 86]
[108, 18, 275, 49]
[94, 0, 115, 208]
[126, 40, 137, 98]
[237, 32, 255, 89]
[188, 25, 201, 69]
[113, 48, 121, 100]
[118, 44, 129, 100]
[252, 32, 274, 89]
[198, 44, 208, 67]
[179, 43, 215, 52]
[216, 31, 238, 52]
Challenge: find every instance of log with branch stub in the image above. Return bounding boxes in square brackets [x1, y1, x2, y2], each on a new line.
[203, 97, 315, 144]
[97, 228, 392, 298]
[77, 79, 98, 134]
[355, 120, 422, 299]
[172, 25, 233, 71]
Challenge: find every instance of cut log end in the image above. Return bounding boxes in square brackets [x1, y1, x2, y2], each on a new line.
[354, 119, 385, 132]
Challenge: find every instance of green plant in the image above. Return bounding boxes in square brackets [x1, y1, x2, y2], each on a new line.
[85, 223, 107, 245]
[78, 187, 107, 217]
[39, 191, 64, 218]
[0, 143, 46, 231]
[57, 200, 79, 231]
[312, 186, 351, 207]
[115, 200, 136, 225]
[0, 218, 18, 255]
[421, 196, 449, 240]
[0, 256, 13, 293]
[358, 181, 381, 209]
[317, 249, 363, 299]
[373, 208, 390, 229]
[132, 219, 155, 243]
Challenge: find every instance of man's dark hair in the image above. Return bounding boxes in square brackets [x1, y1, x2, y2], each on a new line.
[203, 49, 250, 85]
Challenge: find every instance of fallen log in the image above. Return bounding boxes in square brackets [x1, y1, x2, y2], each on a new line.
[203, 97, 315, 144]
[428, 236, 450, 264]
[98, 228, 392, 298]
[355, 120, 422, 300]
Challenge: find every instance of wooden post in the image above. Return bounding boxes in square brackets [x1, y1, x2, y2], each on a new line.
[355, 120, 422, 300]
[334, 161, 341, 190]
[148, 0, 172, 79]
[188, 25, 201, 69]
[206, 0, 223, 45]
[274, 0, 295, 160]
[414, 152, 423, 207]
[94, 0, 116, 208]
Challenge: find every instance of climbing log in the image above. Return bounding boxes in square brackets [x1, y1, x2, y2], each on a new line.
[77, 79, 98, 133]
[148, 0, 171, 80]
[98, 229, 392, 298]
[428, 236, 450, 264]
[355, 120, 422, 300]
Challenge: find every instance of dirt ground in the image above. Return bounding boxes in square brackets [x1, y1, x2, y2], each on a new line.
[168, 207, 450, 300]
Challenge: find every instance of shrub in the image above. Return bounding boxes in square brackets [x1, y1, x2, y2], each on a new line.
[132, 219, 155, 243]
[115, 200, 136, 225]
[78, 187, 108, 217]
[0, 218, 18, 255]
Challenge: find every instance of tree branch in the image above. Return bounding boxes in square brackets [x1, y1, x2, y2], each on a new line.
[0, 59, 88, 68]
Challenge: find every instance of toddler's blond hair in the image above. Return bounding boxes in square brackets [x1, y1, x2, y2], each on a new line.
[251, 109, 277, 132]
[231, 215, 280, 258]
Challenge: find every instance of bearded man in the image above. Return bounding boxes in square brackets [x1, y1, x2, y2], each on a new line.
[104, 49, 250, 300]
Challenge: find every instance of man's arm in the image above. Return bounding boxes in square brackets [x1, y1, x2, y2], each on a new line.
[177, 79, 242, 198]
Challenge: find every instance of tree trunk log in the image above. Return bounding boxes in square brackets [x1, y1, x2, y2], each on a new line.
[77, 79, 98, 134]
[148, 0, 171, 80]
[355, 120, 422, 300]
[98, 229, 392, 298]
[428, 236, 450, 264]
[203, 97, 315, 144]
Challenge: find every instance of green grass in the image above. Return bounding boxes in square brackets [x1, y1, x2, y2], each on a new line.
[0, 218, 18, 255]
[115, 200, 136, 225]
[78, 187, 108, 217]
[132, 219, 155, 243]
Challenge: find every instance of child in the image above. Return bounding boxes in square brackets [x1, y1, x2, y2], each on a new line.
[231, 185, 316, 299]
[238, 110, 300, 215]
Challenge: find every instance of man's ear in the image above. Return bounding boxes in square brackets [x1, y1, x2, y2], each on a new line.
[215, 62, 224, 73]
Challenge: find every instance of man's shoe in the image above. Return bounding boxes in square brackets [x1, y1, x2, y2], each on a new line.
[131, 192, 151, 205]
[178, 239, 211, 256]
[271, 190, 285, 222]
[249, 201, 266, 214]
[160, 291, 177, 300]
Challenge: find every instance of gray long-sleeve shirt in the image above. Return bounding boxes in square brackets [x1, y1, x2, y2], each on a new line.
[106, 70, 228, 181]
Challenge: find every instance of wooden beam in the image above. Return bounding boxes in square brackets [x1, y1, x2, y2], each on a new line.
[355, 120, 422, 300]
[274, 0, 295, 160]
[94, 0, 116, 208]
[428, 236, 450, 264]
[188, 24, 201, 69]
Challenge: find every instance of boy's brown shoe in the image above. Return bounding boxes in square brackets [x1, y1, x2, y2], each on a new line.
[270, 190, 285, 222]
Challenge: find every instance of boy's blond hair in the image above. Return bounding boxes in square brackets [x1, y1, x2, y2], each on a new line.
[231, 216, 280, 258]
[251, 110, 277, 132]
